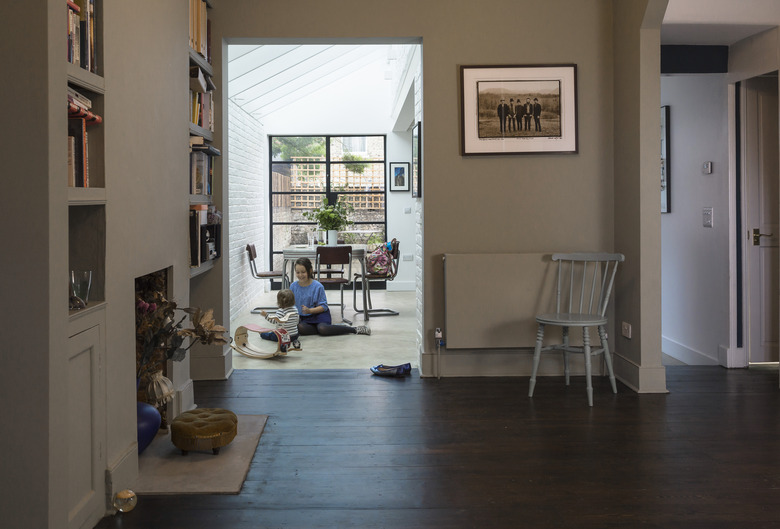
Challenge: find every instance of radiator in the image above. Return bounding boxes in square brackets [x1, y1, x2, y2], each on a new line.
[443, 253, 556, 349]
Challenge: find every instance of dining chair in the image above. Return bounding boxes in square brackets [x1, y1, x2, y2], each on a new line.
[528, 252, 624, 406]
[353, 239, 401, 317]
[245, 243, 285, 314]
[315, 245, 353, 323]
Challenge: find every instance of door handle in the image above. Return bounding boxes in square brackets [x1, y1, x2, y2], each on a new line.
[753, 228, 774, 245]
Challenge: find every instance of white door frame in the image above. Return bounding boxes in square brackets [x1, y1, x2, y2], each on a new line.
[726, 76, 780, 368]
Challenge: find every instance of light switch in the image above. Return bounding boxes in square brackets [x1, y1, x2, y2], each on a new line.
[702, 161, 713, 174]
[703, 207, 713, 228]
[404, 207, 412, 214]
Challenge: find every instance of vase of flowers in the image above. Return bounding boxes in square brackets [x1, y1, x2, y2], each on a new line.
[136, 297, 228, 383]
[135, 279, 228, 417]
[303, 197, 354, 245]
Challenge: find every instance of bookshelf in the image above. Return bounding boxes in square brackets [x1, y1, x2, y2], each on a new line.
[67, 0, 106, 312]
[188, 0, 221, 278]
[64, 2, 108, 528]
[67, 0, 106, 313]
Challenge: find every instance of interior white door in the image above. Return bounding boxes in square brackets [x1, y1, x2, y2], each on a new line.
[744, 75, 779, 364]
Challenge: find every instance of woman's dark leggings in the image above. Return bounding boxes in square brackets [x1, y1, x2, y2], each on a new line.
[298, 321, 356, 336]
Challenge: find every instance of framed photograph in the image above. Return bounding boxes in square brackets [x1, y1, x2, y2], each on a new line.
[412, 121, 422, 198]
[661, 105, 671, 213]
[389, 162, 410, 192]
[460, 64, 578, 155]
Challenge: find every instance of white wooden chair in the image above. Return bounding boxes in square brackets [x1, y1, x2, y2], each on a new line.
[528, 252, 625, 406]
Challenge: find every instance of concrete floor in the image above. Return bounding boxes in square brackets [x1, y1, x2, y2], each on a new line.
[231, 289, 418, 371]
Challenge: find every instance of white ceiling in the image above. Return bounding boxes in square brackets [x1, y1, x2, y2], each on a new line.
[662, 0, 780, 45]
[228, 44, 396, 121]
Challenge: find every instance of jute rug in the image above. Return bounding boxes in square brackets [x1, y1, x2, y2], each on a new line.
[134, 414, 268, 495]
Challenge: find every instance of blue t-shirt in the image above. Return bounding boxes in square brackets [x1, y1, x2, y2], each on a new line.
[290, 280, 331, 324]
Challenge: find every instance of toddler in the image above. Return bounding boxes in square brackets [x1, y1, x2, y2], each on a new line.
[260, 289, 301, 350]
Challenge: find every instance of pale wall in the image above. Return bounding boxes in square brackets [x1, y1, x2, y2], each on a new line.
[661, 74, 730, 365]
[212, 0, 663, 382]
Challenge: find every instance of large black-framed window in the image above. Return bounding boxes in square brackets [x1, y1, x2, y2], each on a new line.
[268, 135, 387, 278]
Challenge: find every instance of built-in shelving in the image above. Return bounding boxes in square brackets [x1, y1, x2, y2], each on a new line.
[188, 0, 220, 277]
[64, 2, 108, 526]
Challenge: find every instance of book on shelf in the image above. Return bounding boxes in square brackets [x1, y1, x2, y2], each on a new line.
[206, 18, 212, 65]
[189, 135, 206, 147]
[189, 204, 209, 266]
[84, 130, 90, 187]
[190, 151, 211, 195]
[67, 86, 92, 109]
[189, 0, 210, 61]
[190, 90, 214, 131]
[67, 117, 88, 187]
[68, 102, 102, 124]
[189, 66, 207, 93]
[189, 209, 201, 266]
[191, 143, 221, 156]
[67, 136, 76, 187]
[67, 1, 81, 66]
[73, 0, 96, 74]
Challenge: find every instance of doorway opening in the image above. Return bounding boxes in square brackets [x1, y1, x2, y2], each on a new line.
[225, 41, 423, 371]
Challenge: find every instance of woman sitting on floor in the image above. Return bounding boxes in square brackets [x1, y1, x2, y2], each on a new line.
[290, 257, 371, 336]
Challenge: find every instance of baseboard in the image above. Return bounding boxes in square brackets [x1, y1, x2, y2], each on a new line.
[718, 344, 747, 368]
[612, 354, 668, 393]
[174, 378, 196, 415]
[661, 336, 719, 365]
[104, 442, 138, 514]
[419, 348, 609, 377]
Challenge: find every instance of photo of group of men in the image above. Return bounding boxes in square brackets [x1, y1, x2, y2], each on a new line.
[476, 80, 561, 139]
[498, 96, 541, 133]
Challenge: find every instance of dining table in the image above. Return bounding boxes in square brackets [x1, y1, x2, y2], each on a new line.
[281, 244, 370, 321]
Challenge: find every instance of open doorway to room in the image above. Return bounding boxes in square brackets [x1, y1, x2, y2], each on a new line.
[225, 41, 422, 371]
[659, 0, 780, 371]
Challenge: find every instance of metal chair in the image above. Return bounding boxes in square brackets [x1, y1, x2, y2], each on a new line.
[353, 239, 401, 317]
[528, 252, 625, 406]
[315, 245, 353, 323]
[245, 243, 285, 314]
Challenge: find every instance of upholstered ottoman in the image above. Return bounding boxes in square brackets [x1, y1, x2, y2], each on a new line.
[170, 408, 238, 455]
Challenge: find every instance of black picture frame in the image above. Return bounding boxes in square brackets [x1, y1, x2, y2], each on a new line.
[460, 64, 578, 155]
[661, 105, 671, 213]
[389, 162, 410, 192]
[412, 121, 422, 198]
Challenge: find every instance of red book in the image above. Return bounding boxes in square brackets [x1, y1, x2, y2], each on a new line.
[67, 117, 87, 187]
[67, 102, 103, 124]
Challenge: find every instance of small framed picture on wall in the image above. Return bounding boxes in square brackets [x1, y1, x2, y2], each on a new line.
[389, 162, 410, 192]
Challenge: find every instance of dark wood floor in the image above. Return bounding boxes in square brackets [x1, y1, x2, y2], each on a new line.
[96, 366, 780, 529]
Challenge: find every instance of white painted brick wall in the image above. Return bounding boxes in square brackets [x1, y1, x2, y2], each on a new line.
[412, 57, 424, 359]
[228, 99, 269, 319]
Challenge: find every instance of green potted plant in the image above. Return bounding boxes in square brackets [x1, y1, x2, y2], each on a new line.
[303, 197, 354, 245]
